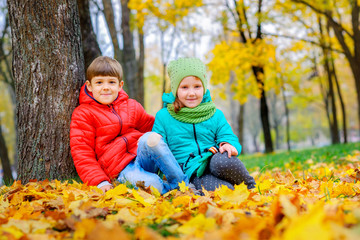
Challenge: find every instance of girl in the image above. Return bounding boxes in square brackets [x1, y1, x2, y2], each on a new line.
[152, 57, 256, 191]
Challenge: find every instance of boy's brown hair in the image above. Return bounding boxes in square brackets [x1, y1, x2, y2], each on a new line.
[87, 56, 123, 82]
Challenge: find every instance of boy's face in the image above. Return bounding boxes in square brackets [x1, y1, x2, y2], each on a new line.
[86, 76, 123, 105]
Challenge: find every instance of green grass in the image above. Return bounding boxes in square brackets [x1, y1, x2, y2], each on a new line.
[241, 142, 360, 171]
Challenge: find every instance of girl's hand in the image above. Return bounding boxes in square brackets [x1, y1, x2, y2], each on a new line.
[219, 143, 238, 158]
[100, 184, 113, 193]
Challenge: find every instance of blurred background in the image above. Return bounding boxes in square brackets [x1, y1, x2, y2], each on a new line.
[0, 0, 359, 180]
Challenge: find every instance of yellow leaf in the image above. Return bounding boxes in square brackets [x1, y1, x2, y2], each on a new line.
[178, 181, 188, 192]
[282, 203, 332, 240]
[177, 214, 216, 238]
[172, 195, 192, 208]
[132, 189, 151, 207]
[106, 184, 129, 197]
[214, 184, 250, 205]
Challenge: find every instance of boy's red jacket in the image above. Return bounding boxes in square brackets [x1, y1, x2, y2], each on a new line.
[70, 84, 154, 186]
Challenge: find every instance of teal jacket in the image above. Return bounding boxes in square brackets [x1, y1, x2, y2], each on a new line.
[152, 90, 242, 179]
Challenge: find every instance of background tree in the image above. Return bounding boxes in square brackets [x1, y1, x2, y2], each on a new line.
[291, 0, 360, 135]
[7, 0, 84, 183]
[0, 118, 13, 183]
[100, 0, 144, 104]
[209, 0, 274, 153]
[0, 9, 16, 180]
[77, 0, 102, 70]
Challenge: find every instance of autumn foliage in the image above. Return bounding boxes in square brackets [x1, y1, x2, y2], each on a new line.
[1, 152, 360, 239]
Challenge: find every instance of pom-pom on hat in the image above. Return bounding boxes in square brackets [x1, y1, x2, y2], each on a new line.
[167, 57, 208, 96]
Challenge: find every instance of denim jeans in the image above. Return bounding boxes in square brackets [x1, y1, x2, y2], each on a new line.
[117, 132, 189, 194]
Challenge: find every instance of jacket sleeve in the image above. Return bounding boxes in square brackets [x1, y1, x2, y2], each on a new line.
[215, 110, 242, 156]
[152, 110, 168, 143]
[70, 107, 110, 186]
[134, 101, 155, 133]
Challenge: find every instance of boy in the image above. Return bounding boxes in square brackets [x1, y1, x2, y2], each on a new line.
[70, 56, 155, 192]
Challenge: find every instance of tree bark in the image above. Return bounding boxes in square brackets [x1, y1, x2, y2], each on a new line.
[8, 0, 84, 183]
[77, 0, 102, 70]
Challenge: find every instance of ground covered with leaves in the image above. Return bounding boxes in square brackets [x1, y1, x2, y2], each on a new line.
[1, 151, 360, 239]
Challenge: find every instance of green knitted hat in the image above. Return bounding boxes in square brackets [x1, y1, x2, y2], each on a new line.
[167, 57, 208, 96]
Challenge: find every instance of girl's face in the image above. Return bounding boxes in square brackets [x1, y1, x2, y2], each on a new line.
[177, 76, 204, 108]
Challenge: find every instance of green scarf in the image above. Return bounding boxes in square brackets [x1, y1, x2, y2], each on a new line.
[167, 101, 216, 124]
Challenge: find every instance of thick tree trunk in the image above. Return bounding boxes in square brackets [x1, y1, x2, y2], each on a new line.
[8, 0, 84, 183]
[121, 0, 139, 101]
[77, 0, 102, 70]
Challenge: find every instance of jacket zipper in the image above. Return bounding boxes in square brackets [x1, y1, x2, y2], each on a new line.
[108, 104, 123, 135]
[193, 124, 202, 158]
[122, 136, 136, 156]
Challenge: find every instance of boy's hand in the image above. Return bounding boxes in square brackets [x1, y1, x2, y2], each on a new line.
[219, 143, 238, 158]
[100, 184, 113, 193]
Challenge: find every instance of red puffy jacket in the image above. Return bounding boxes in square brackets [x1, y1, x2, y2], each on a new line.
[70, 84, 154, 186]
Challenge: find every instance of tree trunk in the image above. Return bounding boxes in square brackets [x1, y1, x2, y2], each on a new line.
[101, 0, 122, 62]
[136, 32, 145, 105]
[238, 103, 245, 150]
[331, 56, 347, 143]
[252, 66, 273, 153]
[77, 0, 102, 70]
[8, 0, 84, 183]
[0, 123, 13, 184]
[319, 17, 340, 144]
[281, 83, 291, 151]
[121, 0, 139, 101]
[232, 0, 273, 153]
[326, 20, 347, 143]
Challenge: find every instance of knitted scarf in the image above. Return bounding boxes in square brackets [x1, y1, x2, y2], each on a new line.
[167, 101, 216, 124]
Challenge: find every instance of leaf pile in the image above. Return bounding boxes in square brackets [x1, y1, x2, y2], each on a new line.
[1, 152, 360, 239]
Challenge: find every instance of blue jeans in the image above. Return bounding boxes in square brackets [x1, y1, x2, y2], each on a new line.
[117, 132, 189, 194]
